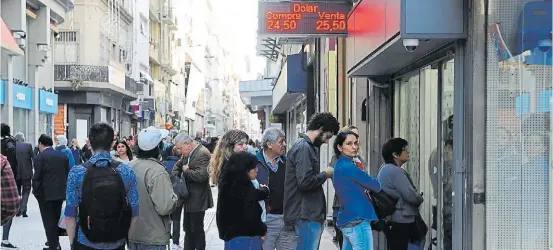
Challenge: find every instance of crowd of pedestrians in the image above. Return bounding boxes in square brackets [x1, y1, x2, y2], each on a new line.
[0, 111, 430, 250]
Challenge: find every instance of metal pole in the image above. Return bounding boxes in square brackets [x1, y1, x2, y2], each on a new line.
[452, 40, 466, 250]
[437, 61, 444, 250]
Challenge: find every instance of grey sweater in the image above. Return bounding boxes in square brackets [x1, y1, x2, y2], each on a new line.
[377, 163, 423, 223]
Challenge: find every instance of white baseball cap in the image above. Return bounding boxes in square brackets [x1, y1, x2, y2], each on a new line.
[137, 126, 170, 151]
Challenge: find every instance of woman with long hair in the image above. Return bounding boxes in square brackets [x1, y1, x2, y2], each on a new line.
[114, 140, 133, 164]
[209, 129, 250, 185]
[330, 125, 366, 248]
[332, 131, 381, 250]
[216, 151, 268, 250]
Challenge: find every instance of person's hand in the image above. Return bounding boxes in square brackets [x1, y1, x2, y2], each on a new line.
[182, 164, 189, 171]
[260, 184, 269, 192]
[325, 167, 334, 178]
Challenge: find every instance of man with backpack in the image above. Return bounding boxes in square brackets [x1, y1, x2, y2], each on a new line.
[128, 126, 178, 249]
[65, 122, 140, 250]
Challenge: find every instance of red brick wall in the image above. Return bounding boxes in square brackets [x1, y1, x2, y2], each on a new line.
[54, 104, 65, 136]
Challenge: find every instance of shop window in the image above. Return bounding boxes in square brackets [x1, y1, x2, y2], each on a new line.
[13, 109, 28, 138]
[486, 0, 552, 249]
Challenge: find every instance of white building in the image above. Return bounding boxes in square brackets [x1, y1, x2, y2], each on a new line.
[1, 0, 74, 143]
[52, 0, 139, 142]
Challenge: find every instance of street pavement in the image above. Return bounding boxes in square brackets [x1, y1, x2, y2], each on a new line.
[1, 187, 338, 250]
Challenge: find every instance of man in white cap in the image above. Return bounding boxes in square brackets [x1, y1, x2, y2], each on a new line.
[128, 126, 178, 249]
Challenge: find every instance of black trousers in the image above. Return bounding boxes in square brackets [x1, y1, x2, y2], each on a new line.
[386, 222, 418, 250]
[183, 211, 206, 250]
[38, 199, 64, 250]
[333, 216, 343, 249]
[171, 202, 184, 245]
[16, 179, 31, 213]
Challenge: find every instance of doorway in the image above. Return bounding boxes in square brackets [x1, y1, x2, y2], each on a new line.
[392, 57, 455, 250]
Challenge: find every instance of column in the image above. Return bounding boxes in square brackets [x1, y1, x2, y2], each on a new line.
[27, 6, 50, 143]
[4, 57, 15, 128]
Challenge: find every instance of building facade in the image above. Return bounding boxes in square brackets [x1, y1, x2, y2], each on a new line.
[1, 0, 74, 144]
[52, 0, 139, 143]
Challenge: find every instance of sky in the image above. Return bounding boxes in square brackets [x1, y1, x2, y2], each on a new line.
[215, 0, 267, 80]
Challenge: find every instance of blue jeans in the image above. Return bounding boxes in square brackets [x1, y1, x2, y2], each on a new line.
[224, 236, 262, 250]
[341, 221, 373, 250]
[295, 220, 324, 250]
[262, 214, 296, 250]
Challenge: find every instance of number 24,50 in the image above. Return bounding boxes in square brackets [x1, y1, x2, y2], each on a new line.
[316, 20, 346, 31]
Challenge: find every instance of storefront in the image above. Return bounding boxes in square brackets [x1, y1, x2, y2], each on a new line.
[486, 0, 552, 249]
[38, 89, 58, 137]
[346, 0, 552, 249]
[12, 84, 33, 137]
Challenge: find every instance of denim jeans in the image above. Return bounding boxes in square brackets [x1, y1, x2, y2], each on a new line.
[262, 214, 296, 250]
[341, 221, 373, 250]
[224, 236, 262, 250]
[294, 220, 324, 250]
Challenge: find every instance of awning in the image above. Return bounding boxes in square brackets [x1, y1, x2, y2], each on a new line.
[140, 71, 154, 82]
[1, 17, 24, 56]
[272, 53, 307, 114]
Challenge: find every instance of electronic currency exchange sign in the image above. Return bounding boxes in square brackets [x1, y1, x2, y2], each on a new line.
[258, 1, 350, 37]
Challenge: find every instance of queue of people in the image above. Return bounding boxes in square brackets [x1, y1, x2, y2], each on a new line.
[0, 110, 429, 250]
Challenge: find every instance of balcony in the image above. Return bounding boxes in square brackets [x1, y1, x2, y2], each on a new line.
[161, 7, 177, 30]
[125, 76, 144, 93]
[149, 0, 161, 22]
[149, 38, 160, 64]
[54, 64, 136, 98]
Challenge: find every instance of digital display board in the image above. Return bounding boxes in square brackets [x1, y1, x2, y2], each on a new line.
[258, 1, 351, 37]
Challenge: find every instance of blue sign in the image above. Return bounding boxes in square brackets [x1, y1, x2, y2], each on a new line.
[39, 90, 58, 114]
[0, 80, 5, 105]
[12, 84, 32, 110]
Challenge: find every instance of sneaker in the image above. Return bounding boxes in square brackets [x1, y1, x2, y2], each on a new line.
[1, 242, 18, 249]
[171, 244, 183, 250]
[15, 212, 21, 217]
[21, 212, 28, 218]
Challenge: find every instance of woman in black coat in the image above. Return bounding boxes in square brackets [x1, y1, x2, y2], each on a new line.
[216, 151, 269, 250]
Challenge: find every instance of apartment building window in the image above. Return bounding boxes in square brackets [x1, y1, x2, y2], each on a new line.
[55, 31, 77, 42]
[140, 19, 148, 36]
[54, 31, 79, 64]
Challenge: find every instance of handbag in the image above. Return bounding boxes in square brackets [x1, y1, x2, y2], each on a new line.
[58, 201, 68, 236]
[171, 174, 189, 201]
[412, 213, 428, 242]
[367, 190, 398, 219]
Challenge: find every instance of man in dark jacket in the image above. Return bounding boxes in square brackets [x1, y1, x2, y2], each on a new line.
[14, 132, 33, 217]
[256, 128, 296, 250]
[283, 112, 339, 250]
[1, 123, 19, 249]
[172, 133, 213, 250]
[33, 134, 70, 250]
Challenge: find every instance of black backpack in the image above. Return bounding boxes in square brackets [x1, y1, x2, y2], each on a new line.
[79, 160, 131, 243]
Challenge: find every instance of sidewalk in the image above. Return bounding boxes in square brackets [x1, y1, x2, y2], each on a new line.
[0, 187, 337, 250]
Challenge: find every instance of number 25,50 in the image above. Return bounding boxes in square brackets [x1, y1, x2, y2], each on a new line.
[316, 20, 346, 31]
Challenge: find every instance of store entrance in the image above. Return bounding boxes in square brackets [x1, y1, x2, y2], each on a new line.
[393, 57, 455, 250]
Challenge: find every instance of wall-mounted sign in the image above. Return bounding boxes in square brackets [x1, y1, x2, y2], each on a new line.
[258, 1, 351, 37]
[39, 90, 58, 114]
[12, 84, 32, 110]
[0, 80, 5, 105]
